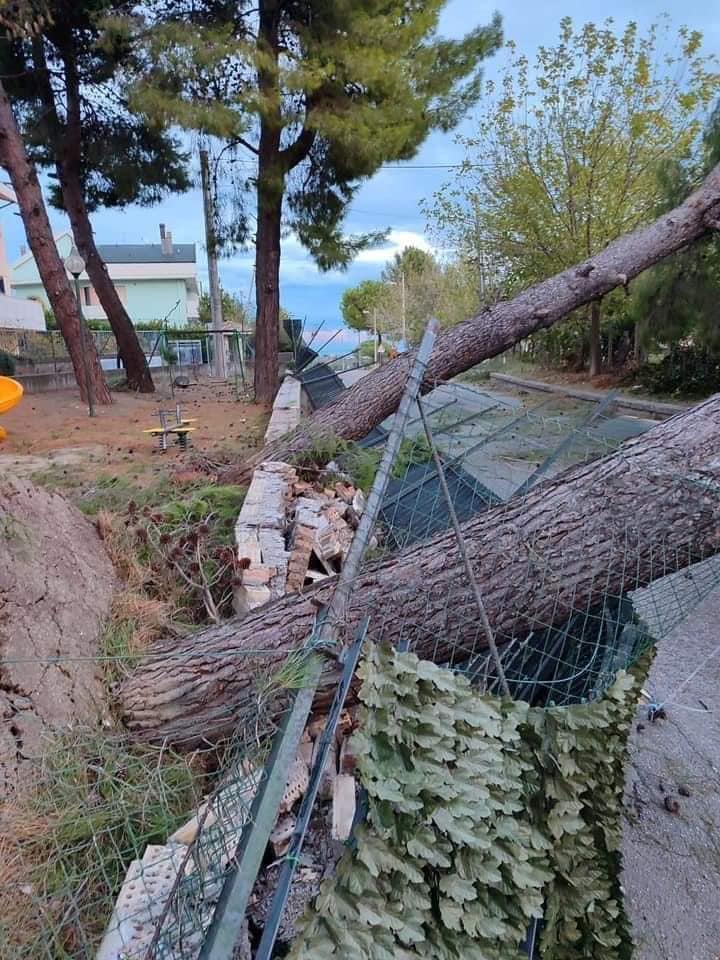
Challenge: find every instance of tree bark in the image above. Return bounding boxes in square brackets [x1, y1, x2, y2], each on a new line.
[120, 394, 720, 745]
[254, 188, 282, 404]
[589, 300, 601, 376]
[253, 0, 283, 405]
[229, 161, 720, 481]
[55, 44, 154, 393]
[0, 79, 110, 404]
[633, 318, 647, 366]
[60, 172, 155, 392]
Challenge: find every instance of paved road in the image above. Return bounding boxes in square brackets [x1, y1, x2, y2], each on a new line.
[623, 576, 720, 960]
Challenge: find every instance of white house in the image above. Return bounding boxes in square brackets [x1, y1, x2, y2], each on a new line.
[0, 184, 45, 330]
[12, 225, 200, 328]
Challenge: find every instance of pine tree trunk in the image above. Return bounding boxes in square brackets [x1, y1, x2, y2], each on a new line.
[61, 175, 154, 393]
[0, 79, 110, 404]
[254, 187, 282, 404]
[119, 394, 720, 745]
[589, 301, 602, 377]
[633, 319, 647, 365]
[227, 161, 720, 481]
[253, 0, 283, 406]
[58, 49, 154, 393]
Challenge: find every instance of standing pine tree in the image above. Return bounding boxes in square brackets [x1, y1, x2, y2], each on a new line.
[133, 1, 502, 402]
[0, 0, 190, 393]
[0, 7, 110, 404]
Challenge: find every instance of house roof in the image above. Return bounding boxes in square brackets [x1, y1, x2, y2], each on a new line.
[96, 243, 196, 264]
[11, 232, 197, 276]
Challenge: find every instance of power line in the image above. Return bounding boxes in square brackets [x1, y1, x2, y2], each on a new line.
[219, 156, 487, 171]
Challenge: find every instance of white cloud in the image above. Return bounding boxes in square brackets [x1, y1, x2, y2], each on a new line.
[355, 229, 435, 264]
[222, 227, 437, 288]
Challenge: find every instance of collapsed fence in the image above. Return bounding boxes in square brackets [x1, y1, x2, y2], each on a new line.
[1, 321, 719, 959]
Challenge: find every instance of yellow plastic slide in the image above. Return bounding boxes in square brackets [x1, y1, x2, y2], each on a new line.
[0, 375, 23, 441]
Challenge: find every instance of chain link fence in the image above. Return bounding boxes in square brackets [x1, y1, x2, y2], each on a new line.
[1, 334, 719, 958]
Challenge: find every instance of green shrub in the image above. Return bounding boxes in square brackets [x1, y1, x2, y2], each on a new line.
[391, 434, 433, 479]
[160, 341, 178, 365]
[0, 350, 16, 375]
[291, 433, 381, 492]
[633, 343, 720, 397]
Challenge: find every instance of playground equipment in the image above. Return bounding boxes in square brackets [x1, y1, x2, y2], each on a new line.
[0, 375, 23, 441]
[143, 403, 197, 452]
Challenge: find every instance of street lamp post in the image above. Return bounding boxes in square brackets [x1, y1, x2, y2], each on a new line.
[64, 244, 95, 417]
[361, 307, 380, 364]
[389, 273, 406, 348]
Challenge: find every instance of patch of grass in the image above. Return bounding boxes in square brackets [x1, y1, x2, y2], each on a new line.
[0, 468, 248, 957]
[77, 473, 165, 517]
[30, 464, 84, 493]
[391, 434, 433, 479]
[100, 594, 177, 684]
[291, 432, 381, 492]
[0, 731, 206, 958]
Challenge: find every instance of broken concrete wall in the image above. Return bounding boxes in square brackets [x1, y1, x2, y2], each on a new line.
[264, 375, 303, 443]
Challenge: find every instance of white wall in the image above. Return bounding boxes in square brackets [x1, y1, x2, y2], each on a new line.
[0, 294, 45, 331]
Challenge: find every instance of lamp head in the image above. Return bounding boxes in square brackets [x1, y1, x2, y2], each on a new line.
[64, 244, 85, 278]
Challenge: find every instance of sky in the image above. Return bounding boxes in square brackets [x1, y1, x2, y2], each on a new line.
[3, 0, 720, 353]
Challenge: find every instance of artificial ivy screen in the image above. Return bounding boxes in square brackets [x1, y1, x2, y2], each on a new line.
[291, 643, 646, 959]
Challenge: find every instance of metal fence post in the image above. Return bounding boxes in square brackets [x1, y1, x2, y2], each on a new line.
[195, 319, 439, 960]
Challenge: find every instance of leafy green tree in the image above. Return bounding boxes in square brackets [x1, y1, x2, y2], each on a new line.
[342, 249, 482, 347]
[198, 289, 250, 329]
[133, 0, 503, 402]
[427, 17, 720, 375]
[0, 0, 190, 392]
[341, 279, 390, 342]
[629, 101, 720, 366]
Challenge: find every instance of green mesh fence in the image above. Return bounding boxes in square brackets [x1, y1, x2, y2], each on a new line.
[1, 377, 718, 959]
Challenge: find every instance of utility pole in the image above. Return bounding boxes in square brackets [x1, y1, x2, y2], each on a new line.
[400, 270, 406, 347]
[199, 147, 226, 380]
[474, 200, 486, 301]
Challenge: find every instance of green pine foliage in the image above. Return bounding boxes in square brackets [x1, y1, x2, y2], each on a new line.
[292, 644, 648, 959]
[133, 0, 502, 266]
[132, 1, 503, 395]
[0, 2, 190, 212]
[626, 101, 720, 383]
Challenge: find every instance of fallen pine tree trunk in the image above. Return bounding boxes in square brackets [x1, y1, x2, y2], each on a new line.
[226, 162, 720, 483]
[120, 395, 720, 746]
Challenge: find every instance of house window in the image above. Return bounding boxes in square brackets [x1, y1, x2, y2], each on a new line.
[82, 285, 125, 306]
[0, 277, 5, 294]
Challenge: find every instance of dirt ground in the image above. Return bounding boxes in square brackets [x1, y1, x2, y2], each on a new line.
[0, 377, 268, 486]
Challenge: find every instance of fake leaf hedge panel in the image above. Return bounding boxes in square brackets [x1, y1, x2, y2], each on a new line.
[291, 644, 647, 959]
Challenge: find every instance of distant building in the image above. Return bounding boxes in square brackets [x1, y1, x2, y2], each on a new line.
[12, 225, 199, 327]
[0, 184, 45, 330]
